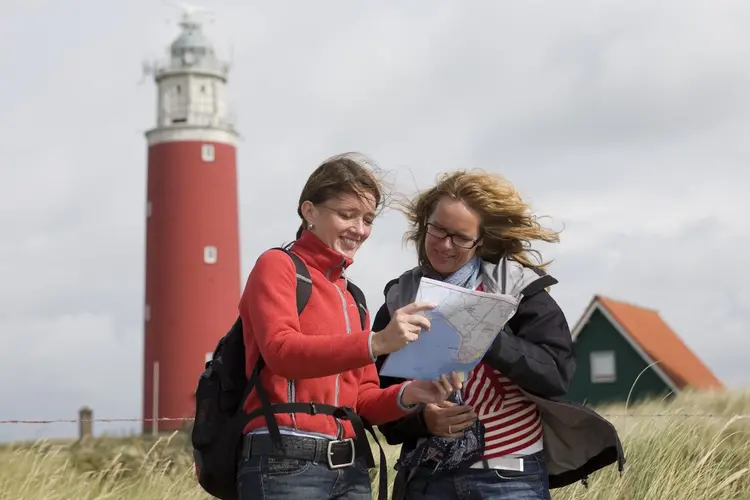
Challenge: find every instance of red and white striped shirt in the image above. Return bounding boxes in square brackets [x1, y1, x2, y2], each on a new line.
[461, 281, 543, 459]
[462, 361, 543, 459]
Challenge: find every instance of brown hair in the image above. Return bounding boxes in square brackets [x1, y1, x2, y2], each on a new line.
[296, 152, 385, 239]
[400, 170, 561, 269]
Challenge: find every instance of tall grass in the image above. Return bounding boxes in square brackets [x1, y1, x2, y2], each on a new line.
[1, 390, 749, 499]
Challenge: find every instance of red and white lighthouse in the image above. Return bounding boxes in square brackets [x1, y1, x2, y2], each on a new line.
[142, 10, 241, 433]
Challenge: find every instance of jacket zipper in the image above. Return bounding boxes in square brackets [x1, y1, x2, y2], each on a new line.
[288, 380, 298, 429]
[330, 266, 351, 439]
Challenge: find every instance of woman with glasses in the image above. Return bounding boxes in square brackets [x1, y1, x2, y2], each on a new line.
[373, 170, 624, 500]
[236, 154, 462, 500]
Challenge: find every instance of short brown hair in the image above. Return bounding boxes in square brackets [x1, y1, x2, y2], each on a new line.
[400, 170, 561, 269]
[296, 153, 385, 239]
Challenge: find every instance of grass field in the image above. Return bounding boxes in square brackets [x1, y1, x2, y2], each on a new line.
[1, 390, 749, 499]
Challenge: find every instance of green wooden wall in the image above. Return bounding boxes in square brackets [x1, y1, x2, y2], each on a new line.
[566, 307, 673, 406]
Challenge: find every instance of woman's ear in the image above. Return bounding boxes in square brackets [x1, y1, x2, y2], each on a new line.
[300, 200, 316, 227]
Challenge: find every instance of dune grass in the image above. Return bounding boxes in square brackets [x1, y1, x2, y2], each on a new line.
[1, 390, 749, 499]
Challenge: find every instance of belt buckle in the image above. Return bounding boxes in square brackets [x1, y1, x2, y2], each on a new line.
[327, 438, 356, 469]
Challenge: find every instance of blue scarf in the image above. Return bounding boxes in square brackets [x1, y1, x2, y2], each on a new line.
[425, 256, 482, 290]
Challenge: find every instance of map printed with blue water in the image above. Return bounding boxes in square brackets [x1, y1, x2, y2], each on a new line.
[379, 277, 519, 380]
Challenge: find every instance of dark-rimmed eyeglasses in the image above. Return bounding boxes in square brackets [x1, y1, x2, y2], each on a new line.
[425, 223, 481, 249]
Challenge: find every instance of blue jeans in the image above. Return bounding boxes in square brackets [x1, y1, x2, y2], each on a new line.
[406, 451, 551, 500]
[237, 454, 372, 499]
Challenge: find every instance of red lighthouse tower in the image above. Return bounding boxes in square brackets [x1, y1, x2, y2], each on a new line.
[142, 10, 241, 433]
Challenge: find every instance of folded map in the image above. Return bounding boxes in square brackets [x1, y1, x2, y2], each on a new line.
[379, 277, 519, 381]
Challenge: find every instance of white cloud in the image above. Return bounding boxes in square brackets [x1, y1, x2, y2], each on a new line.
[0, 314, 140, 442]
[0, 0, 748, 442]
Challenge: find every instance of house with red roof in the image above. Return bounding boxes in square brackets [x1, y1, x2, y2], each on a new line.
[566, 294, 724, 406]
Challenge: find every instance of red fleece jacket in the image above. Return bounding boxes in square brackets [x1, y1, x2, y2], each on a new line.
[240, 230, 409, 438]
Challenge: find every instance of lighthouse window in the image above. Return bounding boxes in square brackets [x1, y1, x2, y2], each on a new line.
[201, 144, 215, 162]
[204, 246, 218, 264]
[205, 352, 213, 365]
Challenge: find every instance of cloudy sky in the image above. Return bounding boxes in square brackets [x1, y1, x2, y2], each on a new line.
[1, 0, 748, 442]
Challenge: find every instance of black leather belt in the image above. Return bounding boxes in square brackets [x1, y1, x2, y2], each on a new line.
[241, 433, 358, 470]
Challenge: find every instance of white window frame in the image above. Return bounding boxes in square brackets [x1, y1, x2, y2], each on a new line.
[201, 144, 215, 162]
[203, 245, 218, 264]
[590, 350, 616, 383]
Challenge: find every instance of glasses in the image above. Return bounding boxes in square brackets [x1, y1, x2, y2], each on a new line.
[425, 223, 481, 249]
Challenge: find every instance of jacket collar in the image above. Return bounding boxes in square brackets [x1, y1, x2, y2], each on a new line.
[291, 229, 353, 282]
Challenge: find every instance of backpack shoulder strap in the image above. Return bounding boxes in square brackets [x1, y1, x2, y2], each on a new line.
[242, 246, 312, 391]
[239, 246, 313, 445]
[271, 247, 312, 315]
[346, 281, 368, 330]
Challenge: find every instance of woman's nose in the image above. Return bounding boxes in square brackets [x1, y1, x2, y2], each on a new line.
[438, 235, 454, 250]
[351, 218, 367, 235]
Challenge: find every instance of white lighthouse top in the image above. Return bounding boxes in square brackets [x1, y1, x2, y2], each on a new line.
[145, 5, 237, 147]
[161, 7, 228, 78]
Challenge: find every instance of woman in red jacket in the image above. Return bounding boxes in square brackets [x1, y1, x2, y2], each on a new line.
[236, 153, 461, 500]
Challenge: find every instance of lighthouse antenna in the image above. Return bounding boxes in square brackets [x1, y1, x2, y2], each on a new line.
[161, 1, 215, 28]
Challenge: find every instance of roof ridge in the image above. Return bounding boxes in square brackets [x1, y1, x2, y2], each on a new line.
[595, 293, 660, 314]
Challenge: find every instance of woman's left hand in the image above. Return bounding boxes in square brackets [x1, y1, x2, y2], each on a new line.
[401, 372, 463, 407]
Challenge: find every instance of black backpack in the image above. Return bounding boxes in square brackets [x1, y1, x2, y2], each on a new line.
[191, 247, 388, 500]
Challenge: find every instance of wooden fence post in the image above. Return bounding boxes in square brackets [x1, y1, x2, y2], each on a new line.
[78, 406, 93, 441]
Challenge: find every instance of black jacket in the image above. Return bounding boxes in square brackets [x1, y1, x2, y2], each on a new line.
[376, 284, 575, 439]
[373, 266, 625, 498]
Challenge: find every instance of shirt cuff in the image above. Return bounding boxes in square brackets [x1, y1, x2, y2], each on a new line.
[367, 331, 376, 362]
[397, 381, 419, 411]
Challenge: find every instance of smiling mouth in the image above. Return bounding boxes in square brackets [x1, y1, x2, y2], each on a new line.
[340, 237, 360, 248]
